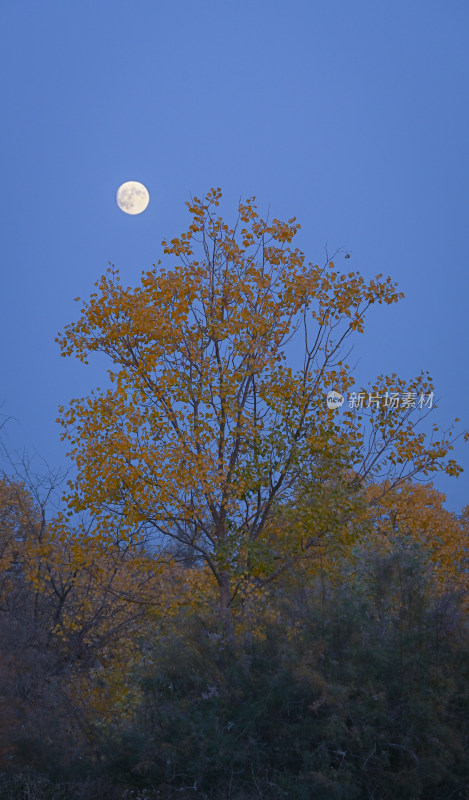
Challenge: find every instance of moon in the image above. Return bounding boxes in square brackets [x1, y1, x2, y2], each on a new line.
[116, 181, 150, 215]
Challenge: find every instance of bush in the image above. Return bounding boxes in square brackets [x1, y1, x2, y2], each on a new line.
[101, 542, 469, 799]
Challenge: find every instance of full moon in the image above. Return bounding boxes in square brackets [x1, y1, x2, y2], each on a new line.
[116, 181, 150, 215]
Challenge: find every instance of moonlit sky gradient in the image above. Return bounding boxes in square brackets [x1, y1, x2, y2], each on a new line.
[1, 1, 468, 511]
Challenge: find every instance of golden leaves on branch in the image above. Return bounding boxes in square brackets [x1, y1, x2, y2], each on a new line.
[54, 188, 466, 625]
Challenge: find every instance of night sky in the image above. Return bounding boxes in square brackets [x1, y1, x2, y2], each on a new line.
[1, 1, 468, 511]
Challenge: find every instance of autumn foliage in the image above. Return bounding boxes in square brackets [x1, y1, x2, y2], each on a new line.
[56, 188, 463, 631]
[0, 189, 468, 799]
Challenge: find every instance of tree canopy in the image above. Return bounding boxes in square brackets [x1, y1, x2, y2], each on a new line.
[56, 188, 465, 629]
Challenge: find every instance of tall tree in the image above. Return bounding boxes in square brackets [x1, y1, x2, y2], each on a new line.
[56, 189, 464, 633]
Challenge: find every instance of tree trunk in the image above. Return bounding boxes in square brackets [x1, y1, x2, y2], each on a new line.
[218, 573, 235, 643]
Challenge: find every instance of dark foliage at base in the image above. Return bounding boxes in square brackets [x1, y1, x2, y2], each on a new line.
[100, 546, 469, 800]
[1, 544, 468, 800]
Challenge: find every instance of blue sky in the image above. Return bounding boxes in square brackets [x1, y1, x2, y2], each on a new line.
[1, 1, 468, 511]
